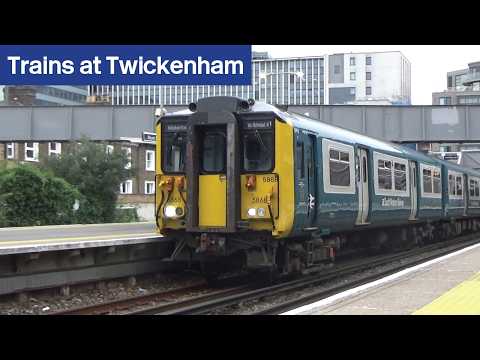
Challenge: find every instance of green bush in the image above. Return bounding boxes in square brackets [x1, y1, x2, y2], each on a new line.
[43, 138, 134, 224]
[114, 207, 139, 223]
[0, 165, 82, 227]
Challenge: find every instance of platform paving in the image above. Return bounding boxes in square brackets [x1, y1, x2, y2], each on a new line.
[0, 222, 164, 255]
[285, 243, 480, 315]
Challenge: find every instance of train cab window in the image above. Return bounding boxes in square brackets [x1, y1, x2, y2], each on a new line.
[329, 149, 351, 186]
[202, 131, 226, 173]
[378, 160, 393, 190]
[394, 163, 407, 191]
[163, 132, 186, 173]
[242, 130, 273, 172]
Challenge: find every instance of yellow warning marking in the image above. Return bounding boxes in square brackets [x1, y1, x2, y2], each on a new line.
[414, 272, 480, 315]
[0, 233, 157, 247]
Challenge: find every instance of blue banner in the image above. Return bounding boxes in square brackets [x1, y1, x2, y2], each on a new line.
[0, 45, 252, 85]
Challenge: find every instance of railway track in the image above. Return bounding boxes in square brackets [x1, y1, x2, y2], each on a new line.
[125, 233, 480, 315]
[50, 232, 480, 315]
[50, 282, 208, 315]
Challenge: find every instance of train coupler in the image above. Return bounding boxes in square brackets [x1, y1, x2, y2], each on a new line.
[197, 233, 227, 255]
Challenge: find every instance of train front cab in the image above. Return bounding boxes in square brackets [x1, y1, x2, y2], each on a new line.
[155, 97, 297, 271]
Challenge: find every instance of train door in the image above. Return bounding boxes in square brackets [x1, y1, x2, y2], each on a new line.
[296, 131, 317, 230]
[198, 125, 227, 227]
[409, 161, 418, 220]
[305, 134, 317, 228]
[356, 148, 369, 224]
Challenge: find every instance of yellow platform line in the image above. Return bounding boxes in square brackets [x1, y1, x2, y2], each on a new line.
[0, 233, 158, 247]
[414, 272, 480, 315]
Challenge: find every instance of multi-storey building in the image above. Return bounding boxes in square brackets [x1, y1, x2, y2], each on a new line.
[432, 61, 480, 105]
[87, 51, 411, 106]
[0, 86, 88, 106]
[329, 51, 411, 105]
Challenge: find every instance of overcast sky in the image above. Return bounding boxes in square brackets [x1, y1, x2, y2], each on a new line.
[252, 45, 480, 105]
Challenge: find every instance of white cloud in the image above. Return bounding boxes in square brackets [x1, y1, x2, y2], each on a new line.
[252, 45, 480, 105]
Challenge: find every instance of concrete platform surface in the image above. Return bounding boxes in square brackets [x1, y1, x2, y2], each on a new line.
[0, 222, 164, 255]
[283, 242, 480, 315]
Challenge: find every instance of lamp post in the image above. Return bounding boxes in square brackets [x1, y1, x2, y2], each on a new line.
[258, 71, 305, 103]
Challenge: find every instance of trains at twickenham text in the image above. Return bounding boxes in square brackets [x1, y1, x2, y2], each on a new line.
[154, 96, 480, 277]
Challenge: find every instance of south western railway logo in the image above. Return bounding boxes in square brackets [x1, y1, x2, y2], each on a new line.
[381, 197, 405, 207]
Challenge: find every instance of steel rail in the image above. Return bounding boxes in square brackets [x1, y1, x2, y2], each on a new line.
[137, 233, 480, 315]
[50, 282, 207, 315]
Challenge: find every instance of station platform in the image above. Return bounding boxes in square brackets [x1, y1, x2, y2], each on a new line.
[0, 222, 165, 255]
[283, 242, 480, 315]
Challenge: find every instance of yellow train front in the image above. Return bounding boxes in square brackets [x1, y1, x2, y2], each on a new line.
[155, 96, 296, 276]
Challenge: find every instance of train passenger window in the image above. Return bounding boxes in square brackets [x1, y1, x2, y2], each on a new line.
[423, 169, 432, 193]
[448, 174, 455, 195]
[242, 130, 273, 172]
[329, 148, 351, 186]
[378, 160, 392, 190]
[456, 176, 463, 196]
[433, 169, 441, 194]
[202, 131, 226, 173]
[163, 132, 186, 173]
[476, 182, 480, 197]
[470, 179, 476, 197]
[394, 163, 407, 191]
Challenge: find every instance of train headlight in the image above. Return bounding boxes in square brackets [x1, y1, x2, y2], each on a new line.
[164, 205, 177, 218]
[257, 208, 265, 217]
[247, 208, 256, 217]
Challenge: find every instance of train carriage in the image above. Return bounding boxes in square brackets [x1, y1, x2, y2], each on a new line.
[155, 96, 480, 277]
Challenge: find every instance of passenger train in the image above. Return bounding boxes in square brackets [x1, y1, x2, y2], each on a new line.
[155, 96, 480, 278]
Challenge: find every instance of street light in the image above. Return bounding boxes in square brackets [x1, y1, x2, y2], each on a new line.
[258, 71, 305, 103]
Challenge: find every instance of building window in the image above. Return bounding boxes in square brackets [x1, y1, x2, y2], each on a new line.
[447, 76, 453, 88]
[334, 65, 340, 74]
[145, 150, 155, 171]
[350, 88, 356, 95]
[6, 142, 15, 159]
[439, 97, 451, 105]
[366, 56, 372, 66]
[366, 72, 371, 80]
[106, 145, 114, 154]
[24, 142, 39, 162]
[48, 142, 62, 157]
[349, 57, 355, 66]
[366, 86, 372, 96]
[145, 181, 155, 195]
[120, 180, 133, 194]
[122, 147, 132, 169]
[350, 72, 356, 81]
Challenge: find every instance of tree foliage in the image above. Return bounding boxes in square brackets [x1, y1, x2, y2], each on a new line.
[44, 139, 134, 223]
[0, 165, 81, 227]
